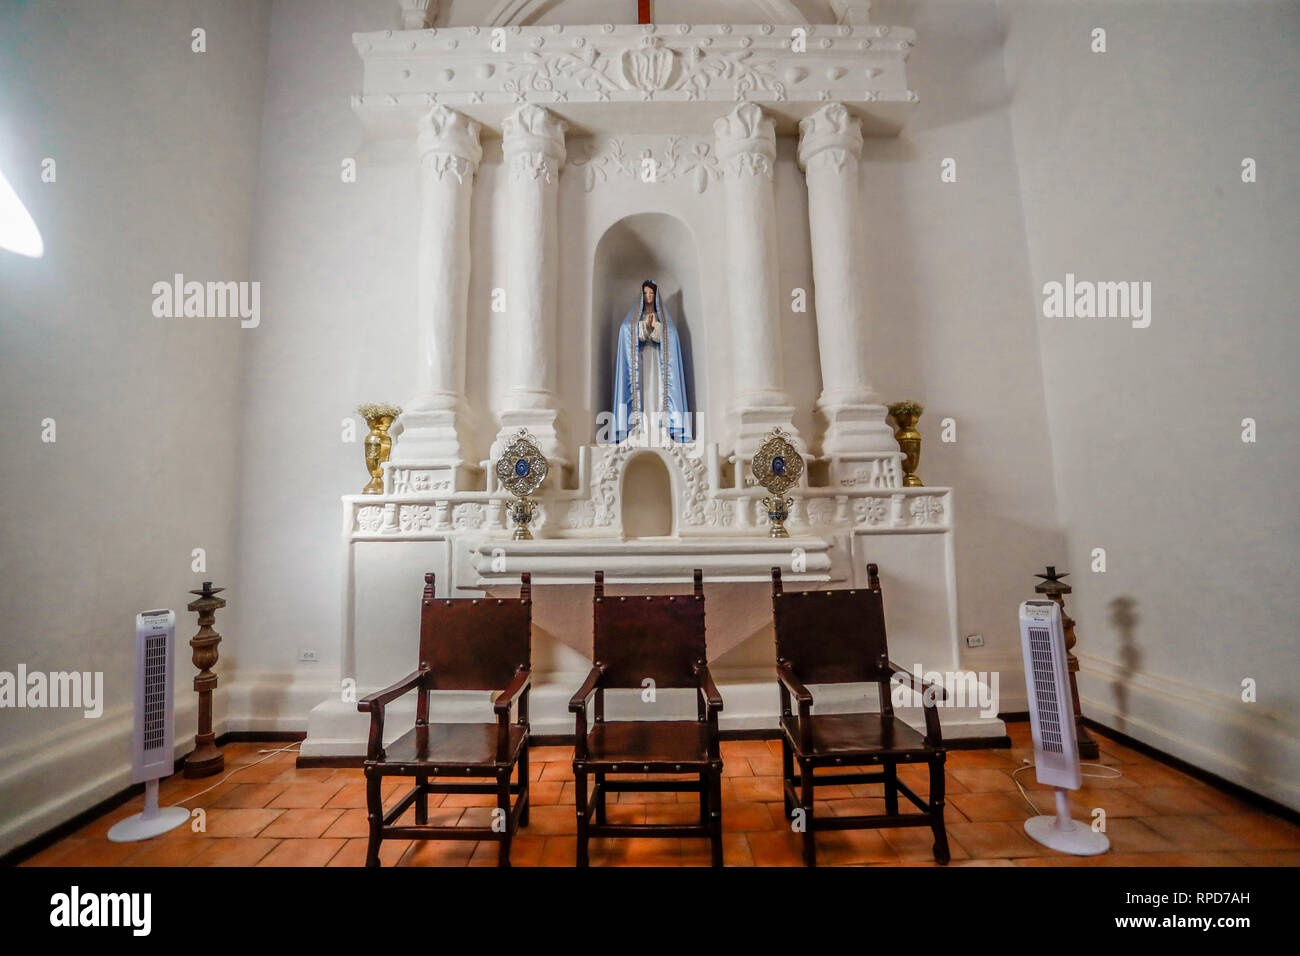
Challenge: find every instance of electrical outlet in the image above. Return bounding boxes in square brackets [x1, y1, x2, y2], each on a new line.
[299, 648, 318, 663]
[964, 633, 985, 648]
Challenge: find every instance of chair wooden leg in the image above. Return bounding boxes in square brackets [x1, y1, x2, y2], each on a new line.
[929, 754, 950, 865]
[883, 761, 899, 816]
[799, 758, 816, 867]
[709, 764, 723, 868]
[518, 746, 530, 827]
[415, 773, 429, 825]
[595, 771, 607, 826]
[497, 768, 513, 867]
[364, 771, 383, 868]
[780, 735, 794, 818]
[575, 764, 590, 868]
[698, 771, 709, 827]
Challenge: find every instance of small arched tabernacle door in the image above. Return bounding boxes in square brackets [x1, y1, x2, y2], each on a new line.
[621, 452, 674, 538]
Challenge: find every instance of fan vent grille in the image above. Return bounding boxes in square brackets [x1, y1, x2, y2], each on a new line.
[1028, 625, 1063, 754]
[142, 632, 168, 753]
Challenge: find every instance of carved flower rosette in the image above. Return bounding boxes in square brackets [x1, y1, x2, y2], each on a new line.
[495, 429, 549, 499]
[750, 428, 804, 497]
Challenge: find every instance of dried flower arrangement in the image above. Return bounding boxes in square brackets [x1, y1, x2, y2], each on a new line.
[887, 400, 924, 420]
[356, 402, 403, 420]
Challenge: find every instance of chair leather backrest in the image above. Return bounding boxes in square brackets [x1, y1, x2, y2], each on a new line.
[417, 573, 532, 691]
[593, 571, 707, 689]
[771, 572, 892, 684]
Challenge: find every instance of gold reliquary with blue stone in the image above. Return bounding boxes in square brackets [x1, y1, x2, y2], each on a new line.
[495, 428, 549, 540]
[750, 427, 804, 538]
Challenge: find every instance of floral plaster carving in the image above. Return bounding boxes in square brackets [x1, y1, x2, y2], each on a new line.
[571, 136, 722, 193]
[504, 36, 786, 104]
[352, 486, 948, 539]
[854, 496, 889, 526]
[399, 504, 435, 532]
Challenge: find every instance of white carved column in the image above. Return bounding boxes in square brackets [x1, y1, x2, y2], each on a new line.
[798, 103, 898, 471]
[389, 105, 482, 490]
[713, 102, 803, 466]
[492, 104, 569, 469]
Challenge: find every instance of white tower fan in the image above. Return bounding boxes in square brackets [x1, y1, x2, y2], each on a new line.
[107, 610, 191, 841]
[1017, 600, 1109, 855]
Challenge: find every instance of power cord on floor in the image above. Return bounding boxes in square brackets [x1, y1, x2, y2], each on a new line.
[1011, 759, 1124, 815]
[167, 742, 303, 808]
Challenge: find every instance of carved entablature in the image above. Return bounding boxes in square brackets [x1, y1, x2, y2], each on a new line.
[351, 22, 916, 139]
[347, 457, 950, 540]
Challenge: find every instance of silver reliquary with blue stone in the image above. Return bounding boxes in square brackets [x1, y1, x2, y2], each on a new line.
[495, 428, 549, 540]
[750, 428, 804, 538]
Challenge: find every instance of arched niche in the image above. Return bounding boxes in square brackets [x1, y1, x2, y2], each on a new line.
[620, 451, 675, 538]
[589, 211, 705, 445]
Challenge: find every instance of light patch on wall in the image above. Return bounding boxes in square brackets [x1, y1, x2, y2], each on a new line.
[0, 166, 43, 258]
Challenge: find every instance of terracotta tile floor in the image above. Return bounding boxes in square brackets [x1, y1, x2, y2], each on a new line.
[19, 724, 1300, 867]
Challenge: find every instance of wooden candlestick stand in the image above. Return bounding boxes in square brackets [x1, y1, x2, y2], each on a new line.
[182, 581, 226, 778]
[1034, 566, 1100, 760]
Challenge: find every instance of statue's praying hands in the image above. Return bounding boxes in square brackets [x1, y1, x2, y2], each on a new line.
[640, 308, 660, 342]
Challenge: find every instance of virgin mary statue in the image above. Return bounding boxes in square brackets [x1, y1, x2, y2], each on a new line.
[613, 279, 692, 443]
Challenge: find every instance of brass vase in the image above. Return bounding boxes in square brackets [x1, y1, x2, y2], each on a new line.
[887, 401, 924, 487]
[358, 403, 401, 495]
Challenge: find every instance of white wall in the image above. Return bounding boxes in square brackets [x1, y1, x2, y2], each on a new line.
[1001, 0, 1300, 808]
[0, 0, 269, 854]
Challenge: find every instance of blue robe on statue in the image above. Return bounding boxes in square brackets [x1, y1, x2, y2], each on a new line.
[612, 286, 692, 444]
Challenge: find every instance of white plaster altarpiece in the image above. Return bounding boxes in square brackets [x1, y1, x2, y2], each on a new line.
[301, 9, 1003, 758]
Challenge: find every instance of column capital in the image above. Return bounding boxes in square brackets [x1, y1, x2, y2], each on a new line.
[713, 102, 776, 175]
[417, 105, 482, 173]
[831, 0, 872, 25]
[398, 0, 437, 30]
[797, 102, 863, 171]
[502, 104, 567, 170]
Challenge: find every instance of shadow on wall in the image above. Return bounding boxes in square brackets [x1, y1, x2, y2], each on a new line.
[1108, 595, 1141, 732]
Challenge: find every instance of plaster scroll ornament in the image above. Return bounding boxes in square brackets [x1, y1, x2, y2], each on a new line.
[612, 279, 692, 445]
[357, 506, 384, 533]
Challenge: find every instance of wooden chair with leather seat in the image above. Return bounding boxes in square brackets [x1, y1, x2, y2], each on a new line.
[569, 569, 724, 867]
[357, 572, 532, 867]
[771, 564, 950, 866]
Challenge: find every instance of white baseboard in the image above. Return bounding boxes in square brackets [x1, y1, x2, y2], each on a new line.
[0, 697, 207, 857]
[1078, 653, 1300, 811]
[0, 670, 336, 857]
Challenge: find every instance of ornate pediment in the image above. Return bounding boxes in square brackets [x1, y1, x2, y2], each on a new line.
[352, 22, 915, 138]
